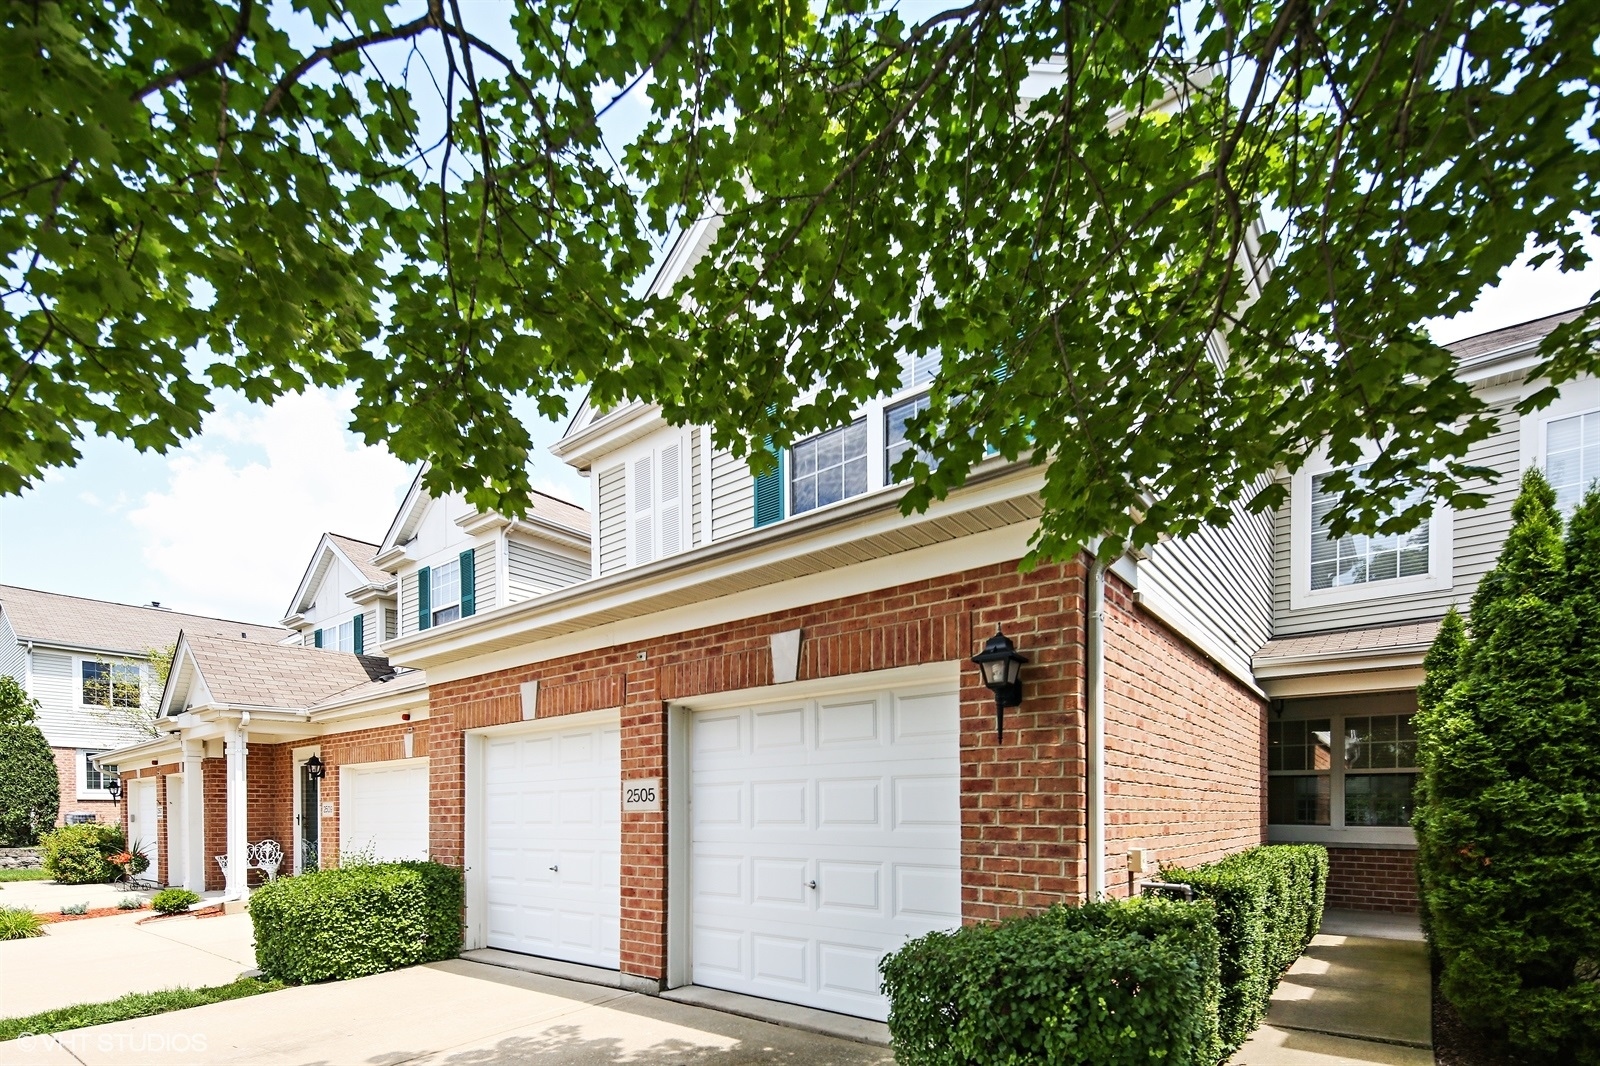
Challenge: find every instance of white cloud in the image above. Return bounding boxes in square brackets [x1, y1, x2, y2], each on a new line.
[128, 390, 410, 623]
[1428, 230, 1600, 344]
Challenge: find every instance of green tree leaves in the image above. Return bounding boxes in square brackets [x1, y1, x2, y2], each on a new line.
[2, 1, 1596, 555]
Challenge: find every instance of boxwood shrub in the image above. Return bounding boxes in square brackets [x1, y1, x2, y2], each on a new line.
[39, 823, 126, 884]
[880, 897, 1222, 1066]
[249, 861, 463, 983]
[1162, 844, 1328, 1054]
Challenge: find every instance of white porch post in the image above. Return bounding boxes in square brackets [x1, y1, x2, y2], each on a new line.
[181, 739, 206, 893]
[223, 718, 250, 901]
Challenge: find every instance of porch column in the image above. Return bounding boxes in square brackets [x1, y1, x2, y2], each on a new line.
[181, 739, 206, 893]
[223, 719, 250, 901]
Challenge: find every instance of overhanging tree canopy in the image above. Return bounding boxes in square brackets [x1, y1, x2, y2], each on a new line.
[3, 0, 1596, 559]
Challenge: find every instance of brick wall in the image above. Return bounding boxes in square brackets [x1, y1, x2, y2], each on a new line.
[203, 757, 226, 890]
[246, 743, 292, 884]
[1326, 847, 1418, 913]
[51, 746, 116, 825]
[1101, 574, 1267, 895]
[423, 553, 1264, 982]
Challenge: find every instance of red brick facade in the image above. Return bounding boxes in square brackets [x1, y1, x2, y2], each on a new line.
[1326, 846, 1418, 913]
[51, 746, 117, 826]
[411, 554, 1265, 981]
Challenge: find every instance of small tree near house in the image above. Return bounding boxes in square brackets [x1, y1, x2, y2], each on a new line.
[1413, 469, 1600, 1061]
[0, 676, 60, 846]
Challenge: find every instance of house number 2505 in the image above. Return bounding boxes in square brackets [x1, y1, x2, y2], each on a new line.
[621, 778, 662, 812]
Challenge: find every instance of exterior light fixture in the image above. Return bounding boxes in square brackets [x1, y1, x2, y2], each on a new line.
[972, 627, 1028, 741]
[105, 775, 122, 802]
[305, 755, 326, 781]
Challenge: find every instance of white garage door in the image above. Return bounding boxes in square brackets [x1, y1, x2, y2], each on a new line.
[691, 686, 961, 1021]
[341, 762, 429, 862]
[483, 716, 621, 968]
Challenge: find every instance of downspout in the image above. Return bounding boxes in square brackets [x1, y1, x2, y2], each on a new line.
[1086, 555, 1107, 901]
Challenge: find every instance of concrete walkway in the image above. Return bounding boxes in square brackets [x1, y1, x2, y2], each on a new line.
[0, 912, 256, 1018]
[1230, 910, 1433, 1066]
[0, 959, 894, 1065]
[0, 881, 158, 914]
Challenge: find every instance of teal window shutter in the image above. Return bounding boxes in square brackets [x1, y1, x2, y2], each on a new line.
[313, 628, 323, 649]
[353, 614, 364, 656]
[417, 567, 432, 631]
[460, 548, 476, 617]
[752, 442, 785, 527]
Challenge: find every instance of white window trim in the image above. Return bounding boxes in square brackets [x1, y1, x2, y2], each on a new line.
[1519, 374, 1600, 497]
[788, 371, 937, 518]
[1267, 702, 1417, 848]
[76, 656, 143, 712]
[1288, 446, 1453, 611]
[78, 749, 117, 801]
[430, 559, 463, 626]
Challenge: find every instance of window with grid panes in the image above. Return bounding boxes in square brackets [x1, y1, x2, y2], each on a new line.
[1270, 711, 1418, 830]
[1309, 466, 1430, 590]
[791, 420, 868, 515]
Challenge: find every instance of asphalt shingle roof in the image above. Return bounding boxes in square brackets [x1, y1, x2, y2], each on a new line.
[1450, 306, 1588, 366]
[183, 632, 391, 708]
[1, 586, 288, 655]
[527, 490, 590, 534]
[325, 533, 392, 586]
[1255, 619, 1441, 663]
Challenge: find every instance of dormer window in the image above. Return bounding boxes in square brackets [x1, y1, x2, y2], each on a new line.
[316, 616, 363, 654]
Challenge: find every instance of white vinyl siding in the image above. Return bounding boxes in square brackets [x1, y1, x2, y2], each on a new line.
[383, 607, 398, 642]
[710, 448, 754, 542]
[691, 425, 703, 548]
[0, 610, 25, 685]
[398, 570, 419, 637]
[506, 540, 590, 602]
[597, 465, 627, 576]
[364, 608, 380, 652]
[1272, 401, 1519, 635]
[27, 650, 139, 749]
[474, 540, 497, 613]
[1139, 478, 1275, 675]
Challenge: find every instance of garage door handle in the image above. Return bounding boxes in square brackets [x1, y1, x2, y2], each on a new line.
[806, 880, 817, 890]
[548, 865, 559, 872]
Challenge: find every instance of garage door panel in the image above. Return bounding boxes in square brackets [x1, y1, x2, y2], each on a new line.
[342, 764, 429, 862]
[483, 719, 621, 968]
[691, 688, 959, 1021]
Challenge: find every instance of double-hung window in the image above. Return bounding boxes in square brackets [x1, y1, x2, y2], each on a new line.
[80, 750, 117, 796]
[1269, 698, 1418, 842]
[791, 420, 868, 515]
[82, 661, 140, 709]
[1544, 409, 1600, 514]
[319, 617, 358, 652]
[430, 560, 461, 626]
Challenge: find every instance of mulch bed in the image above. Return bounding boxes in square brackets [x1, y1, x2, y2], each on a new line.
[39, 905, 146, 923]
[1433, 965, 1518, 1066]
[134, 904, 226, 924]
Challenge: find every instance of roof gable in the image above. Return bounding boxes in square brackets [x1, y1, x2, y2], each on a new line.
[165, 631, 392, 713]
[283, 532, 391, 620]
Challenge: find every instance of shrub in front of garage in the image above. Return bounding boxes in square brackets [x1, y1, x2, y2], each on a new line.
[1161, 843, 1328, 1055]
[250, 861, 463, 983]
[879, 897, 1222, 1066]
[38, 823, 127, 884]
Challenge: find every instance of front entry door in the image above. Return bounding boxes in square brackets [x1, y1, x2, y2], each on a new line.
[297, 759, 321, 873]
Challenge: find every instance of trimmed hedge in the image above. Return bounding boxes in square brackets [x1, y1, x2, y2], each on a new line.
[39, 823, 127, 884]
[880, 897, 1222, 1066]
[249, 861, 463, 983]
[1163, 844, 1328, 1054]
[151, 888, 201, 914]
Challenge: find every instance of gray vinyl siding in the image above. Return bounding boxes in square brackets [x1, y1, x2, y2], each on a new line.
[507, 540, 591, 601]
[398, 570, 419, 637]
[598, 464, 627, 576]
[0, 610, 24, 685]
[363, 608, 379, 650]
[1140, 477, 1275, 673]
[1272, 401, 1520, 636]
[710, 448, 754, 542]
[473, 540, 497, 612]
[691, 428, 703, 548]
[383, 606, 397, 642]
[26, 650, 134, 749]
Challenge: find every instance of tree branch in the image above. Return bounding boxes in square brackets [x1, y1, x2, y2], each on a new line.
[133, 0, 254, 101]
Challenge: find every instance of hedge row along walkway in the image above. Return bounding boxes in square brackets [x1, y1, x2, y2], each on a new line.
[1230, 910, 1433, 1066]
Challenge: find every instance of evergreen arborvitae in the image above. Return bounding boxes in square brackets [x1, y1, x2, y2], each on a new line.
[0, 676, 59, 846]
[1414, 469, 1600, 1060]
[1412, 607, 1466, 946]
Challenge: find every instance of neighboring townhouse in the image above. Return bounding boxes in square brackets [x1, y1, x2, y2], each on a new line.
[101, 496, 593, 899]
[0, 586, 286, 827]
[95, 287, 1593, 1025]
[1254, 307, 1593, 913]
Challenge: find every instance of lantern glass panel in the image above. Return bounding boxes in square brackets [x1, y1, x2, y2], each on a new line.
[979, 658, 1010, 687]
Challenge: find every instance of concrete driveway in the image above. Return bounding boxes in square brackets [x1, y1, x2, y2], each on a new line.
[0, 911, 256, 1018]
[0, 960, 893, 1065]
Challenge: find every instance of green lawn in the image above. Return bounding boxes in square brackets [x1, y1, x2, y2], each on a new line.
[0, 978, 285, 1041]
[0, 869, 52, 882]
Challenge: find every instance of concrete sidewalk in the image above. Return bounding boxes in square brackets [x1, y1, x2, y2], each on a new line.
[1229, 909, 1433, 1066]
[0, 881, 158, 914]
[0, 959, 893, 1066]
[0, 912, 256, 1018]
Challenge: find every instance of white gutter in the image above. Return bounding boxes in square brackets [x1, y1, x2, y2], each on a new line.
[1086, 556, 1107, 901]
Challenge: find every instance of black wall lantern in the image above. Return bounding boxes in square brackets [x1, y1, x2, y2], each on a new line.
[305, 754, 326, 781]
[972, 627, 1028, 741]
[105, 775, 122, 802]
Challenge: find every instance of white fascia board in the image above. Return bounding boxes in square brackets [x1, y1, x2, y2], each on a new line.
[387, 461, 1045, 678]
[378, 468, 428, 556]
[96, 735, 182, 766]
[1260, 666, 1425, 699]
[283, 534, 337, 620]
[549, 401, 668, 471]
[23, 638, 150, 659]
[348, 585, 396, 606]
[309, 676, 429, 723]
[507, 516, 592, 552]
[456, 510, 511, 536]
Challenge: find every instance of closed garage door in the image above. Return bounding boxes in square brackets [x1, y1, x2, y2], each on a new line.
[484, 716, 621, 968]
[691, 685, 961, 1021]
[341, 762, 429, 862]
